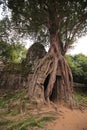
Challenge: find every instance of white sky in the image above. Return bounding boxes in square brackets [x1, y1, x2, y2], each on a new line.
[68, 35, 87, 56]
[25, 36, 87, 56]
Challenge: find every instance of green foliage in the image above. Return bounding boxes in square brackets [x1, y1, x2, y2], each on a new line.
[66, 54, 87, 84]
[0, 17, 11, 41]
[0, 41, 27, 63]
[0, 17, 27, 64]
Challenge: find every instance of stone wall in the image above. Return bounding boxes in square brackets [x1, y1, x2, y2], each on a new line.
[0, 71, 28, 89]
[0, 43, 46, 90]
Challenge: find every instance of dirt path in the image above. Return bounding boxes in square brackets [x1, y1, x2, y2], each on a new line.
[47, 106, 87, 130]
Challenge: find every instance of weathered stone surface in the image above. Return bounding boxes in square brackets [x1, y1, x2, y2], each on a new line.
[0, 61, 5, 71]
[0, 72, 24, 89]
[26, 42, 46, 66]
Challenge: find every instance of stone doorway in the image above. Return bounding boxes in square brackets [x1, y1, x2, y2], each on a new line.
[44, 74, 61, 102]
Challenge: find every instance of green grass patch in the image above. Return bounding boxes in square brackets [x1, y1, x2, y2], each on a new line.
[29, 118, 44, 128]
[39, 116, 55, 122]
[0, 99, 7, 108]
[74, 92, 87, 104]
[7, 116, 55, 130]
[29, 116, 55, 128]
[0, 88, 27, 110]
[0, 118, 13, 127]
[10, 110, 20, 116]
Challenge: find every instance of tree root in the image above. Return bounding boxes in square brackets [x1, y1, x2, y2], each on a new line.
[28, 49, 74, 108]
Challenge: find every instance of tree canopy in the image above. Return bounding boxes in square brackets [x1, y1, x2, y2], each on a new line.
[0, 17, 10, 42]
[66, 54, 87, 84]
[0, 16, 27, 64]
[0, 41, 27, 63]
[5, 0, 87, 49]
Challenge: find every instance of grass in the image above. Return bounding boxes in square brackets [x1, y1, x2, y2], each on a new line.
[10, 110, 20, 116]
[6, 116, 55, 130]
[0, 88, 56, 130]
[74, 92, 87, 104]
[0, 87, 87, 130]
[29, 116, 54, 128]
[7, 89, 26, 100]
[0, 118, 13, 127]
[0, 88, 27, 110]
[39, 116, 55, 122]
[0, 99, 7, 108]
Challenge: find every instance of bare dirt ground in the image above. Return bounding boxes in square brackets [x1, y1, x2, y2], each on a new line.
[0, 89, 87, 130]
[47, 105, 87, 130]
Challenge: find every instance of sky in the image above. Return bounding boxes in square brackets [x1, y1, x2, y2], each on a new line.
[25, 36, 87, 56]
[68, 35, 87, 56]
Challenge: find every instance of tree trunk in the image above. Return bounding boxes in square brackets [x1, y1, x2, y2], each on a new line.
[28, 32, 74, 107]
[28, 1, 74, 107]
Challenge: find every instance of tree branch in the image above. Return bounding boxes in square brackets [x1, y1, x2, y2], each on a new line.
[63, 12, 87, 54]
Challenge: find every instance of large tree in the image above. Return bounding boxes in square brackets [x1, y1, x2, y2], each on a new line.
[4, 0, 87, 105]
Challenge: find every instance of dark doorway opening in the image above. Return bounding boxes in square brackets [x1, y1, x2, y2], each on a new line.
[44, 74, 61, 102]
[50, 76, 61, 101]
[44, 74, 50, 91]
